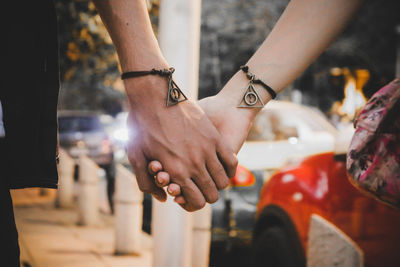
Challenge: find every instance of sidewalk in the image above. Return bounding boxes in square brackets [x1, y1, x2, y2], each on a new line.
[12, 188, 153, 267]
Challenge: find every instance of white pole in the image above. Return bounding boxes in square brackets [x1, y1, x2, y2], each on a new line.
[152, 198, 193, 267]
[192, 204, 212, 267]
[114, 164, 143, 255]
[56, 149, 75, 208]
[77, 155, 100, 226]
[158, 0, 202, 100]
[153, 1, 202, 267]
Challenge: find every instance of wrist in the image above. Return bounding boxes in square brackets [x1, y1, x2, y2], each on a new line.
[122, 59, 173, 109]
[124, 74, 169, 110]
[217, 71, 272, 120]
[121, 54, 169, 73]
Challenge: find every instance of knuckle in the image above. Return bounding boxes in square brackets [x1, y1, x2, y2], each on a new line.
[209, 164, 229, 189]
[206, 191, 219, 204]
[168, 164, 186, 179]
[194, 175, 212, 189]
[217, 178, 229, 190]
[215, 166, 228, 179]
[197, 178, 219, 203]
[230, 156, 239, 169]
[190, 155, 204, 170]
[179, 178, 193, 190]
[193, 199, 206, 210]
[227, 159, 239, 178]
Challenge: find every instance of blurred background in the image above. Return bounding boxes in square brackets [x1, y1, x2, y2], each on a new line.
[13, 0, 400, 267]
[56, 0, 399, 113]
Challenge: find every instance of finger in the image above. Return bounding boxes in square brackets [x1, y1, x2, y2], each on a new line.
[178, 178, 206, 211]
[128, 151, 167, 202]
[216, 141, 238, 178]
[167, 183, 181, 196]
[206, 154, 230, 190]
[192, 168, 219, 204]
[148, 160, 163, 175]
[174, 195, 186, 204]
[155, 172, 170, 187]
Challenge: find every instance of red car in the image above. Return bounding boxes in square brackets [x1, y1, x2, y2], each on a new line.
[253, 152, 400, 267]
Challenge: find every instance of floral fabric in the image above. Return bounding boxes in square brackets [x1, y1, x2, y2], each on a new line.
[347, 78, 400, 207]
[0, 101, 4, 137]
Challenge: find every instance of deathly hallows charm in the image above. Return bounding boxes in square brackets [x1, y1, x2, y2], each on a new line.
[166, 78, 188, 106]
[238, 82, 264, 108]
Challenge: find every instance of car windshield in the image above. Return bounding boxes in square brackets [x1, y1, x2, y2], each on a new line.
[59, 116, 103, 133]
[247, 104, 337, 142]
[247, 110, 299, 141]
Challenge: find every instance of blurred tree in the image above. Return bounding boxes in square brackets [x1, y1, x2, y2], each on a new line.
[56, 0, 124, 115]
[56, 0, 161, 115]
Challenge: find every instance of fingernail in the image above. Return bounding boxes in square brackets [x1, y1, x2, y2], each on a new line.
[156, 176, 162, 184]
[167, 187, 173, 194]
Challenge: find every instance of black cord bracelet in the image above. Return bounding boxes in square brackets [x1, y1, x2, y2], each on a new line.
[121, 67, 187, 107]
[240, 65, 277, 99]
[121, 67, 175, 80]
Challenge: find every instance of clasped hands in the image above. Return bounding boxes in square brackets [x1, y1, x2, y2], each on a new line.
[125, 72, 254, 212]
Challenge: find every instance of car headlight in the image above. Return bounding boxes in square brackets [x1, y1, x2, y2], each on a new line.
[112, 128, 129, 143]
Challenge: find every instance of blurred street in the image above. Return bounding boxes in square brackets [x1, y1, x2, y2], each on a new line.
[12, 188, 152, 267]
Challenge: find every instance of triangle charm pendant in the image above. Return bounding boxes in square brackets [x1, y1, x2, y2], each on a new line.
[166, 78, 188, 107]
[237, 82, 264, 108]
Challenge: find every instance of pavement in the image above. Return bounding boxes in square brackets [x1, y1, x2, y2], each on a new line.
[11, 188, 153, 267]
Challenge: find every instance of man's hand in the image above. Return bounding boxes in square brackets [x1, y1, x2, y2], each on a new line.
[126, 76, 238, 211]
[148, 90, 256, 204]
[92, 0, 240, 211]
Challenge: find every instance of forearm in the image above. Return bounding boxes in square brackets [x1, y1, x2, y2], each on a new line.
[93, 0, 167, 71]
[249, 0, 363, 92]
[219, 0, 363, 118]
[93, 0, 170, 108]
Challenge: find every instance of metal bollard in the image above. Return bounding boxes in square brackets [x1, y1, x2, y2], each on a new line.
[114, 164, 143, 255]
[192, 204, 212, 267]
[307, 214, 363, 267]
[56, 149, 75, 208]
[77, 155, 100, 226]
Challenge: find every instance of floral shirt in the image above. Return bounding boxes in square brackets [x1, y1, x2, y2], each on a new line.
[0, 101, 4, 138]
[347, 78, 400, 207]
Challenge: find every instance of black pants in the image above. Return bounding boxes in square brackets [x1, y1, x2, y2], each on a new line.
[0, 138, 20, 266]
[0, 185, 20, 266]
[100, 164, 115, 214]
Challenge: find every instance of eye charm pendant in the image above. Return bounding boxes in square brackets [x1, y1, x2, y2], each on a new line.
[170, 88, 181, 102]
[238, 82, 264, 108]
[166, 77, 187, 106]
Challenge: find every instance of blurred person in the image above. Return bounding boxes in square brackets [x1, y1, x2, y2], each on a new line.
[0, 0, 238, 265]
[149, 0, 374, 204]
